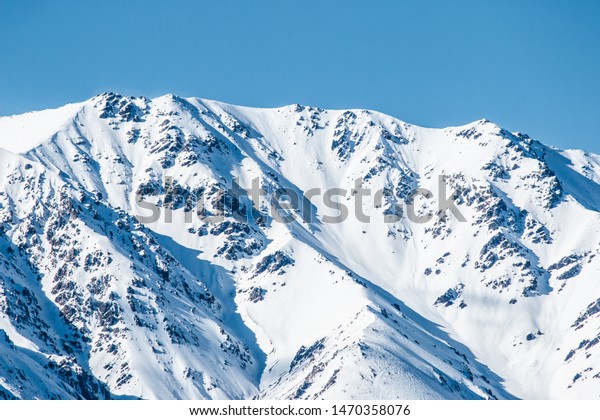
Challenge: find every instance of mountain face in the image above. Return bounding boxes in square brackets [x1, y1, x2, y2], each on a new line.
[0, 93, 599, 399]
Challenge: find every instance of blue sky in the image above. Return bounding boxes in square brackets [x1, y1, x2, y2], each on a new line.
[1, 0, 599, 152]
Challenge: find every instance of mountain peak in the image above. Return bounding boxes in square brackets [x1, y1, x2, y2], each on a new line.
[1, 95, 600, 399]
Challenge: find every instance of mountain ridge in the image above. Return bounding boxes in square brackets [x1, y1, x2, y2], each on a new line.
[0, 93, 599, 399]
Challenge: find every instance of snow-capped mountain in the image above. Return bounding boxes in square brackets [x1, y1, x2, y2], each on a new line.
[0, 93, 599, 399]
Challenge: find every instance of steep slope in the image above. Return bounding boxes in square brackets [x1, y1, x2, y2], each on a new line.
[0, 93, 599, 399]
[0, 146, 262, 399]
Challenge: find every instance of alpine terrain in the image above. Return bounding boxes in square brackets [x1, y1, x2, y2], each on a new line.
[0, 93, 599, 400]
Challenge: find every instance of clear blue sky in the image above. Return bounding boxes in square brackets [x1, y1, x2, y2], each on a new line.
[1, 0, 599, 152]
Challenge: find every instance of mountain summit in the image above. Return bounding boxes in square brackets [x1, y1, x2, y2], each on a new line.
[0, 93, 599, 399]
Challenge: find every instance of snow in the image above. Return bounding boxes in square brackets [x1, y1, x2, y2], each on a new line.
[0, 93, 599, 399]
[0, 101, 86, 154]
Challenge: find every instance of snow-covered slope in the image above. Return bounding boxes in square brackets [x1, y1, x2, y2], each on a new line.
[0, 93, 599, 399]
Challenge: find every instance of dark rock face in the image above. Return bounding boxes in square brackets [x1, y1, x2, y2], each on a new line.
[253, 251, 294, 277]
[434, 284, 465, 307]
